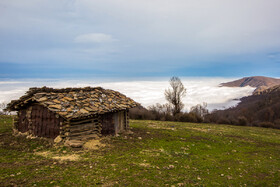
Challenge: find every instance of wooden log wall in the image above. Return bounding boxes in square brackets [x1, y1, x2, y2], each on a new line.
[17, 109, 29, 133]
[15, 105, 130, 140]
[125, 109, 129, 129]
[30, 104, 63, 138]
[66, 115, 102, 141]
[27, 106, 33, 135]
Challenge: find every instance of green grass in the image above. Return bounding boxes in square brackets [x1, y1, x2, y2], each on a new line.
[0, 116, 280, 186]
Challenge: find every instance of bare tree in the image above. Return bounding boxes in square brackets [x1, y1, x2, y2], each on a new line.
[190, 102, 209, 118]
[148, 103, 172, 115]
[165, 77, 186, 116]
[0, 102, 10, 115]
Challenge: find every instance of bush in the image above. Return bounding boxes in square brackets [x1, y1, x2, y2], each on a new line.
[237, 116, 248, 126]
[129, 107, 156, 120]
[274, 119, 280, 125]
[130, 104, 208, 124]
[217, 117, 230, 125]
[228, 117, 238, 125]
[258, 122, 275, 128]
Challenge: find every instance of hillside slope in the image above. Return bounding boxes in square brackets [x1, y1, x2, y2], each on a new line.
[206, 85, 280, 128]
[221, 76, 280, 93]
[1, 116, 280, 186]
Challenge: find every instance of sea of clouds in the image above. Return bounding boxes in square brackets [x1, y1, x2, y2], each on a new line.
[0, 78, 255, 112]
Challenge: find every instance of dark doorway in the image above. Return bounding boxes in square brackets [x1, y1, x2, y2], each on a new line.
[101, 112, 115, 135]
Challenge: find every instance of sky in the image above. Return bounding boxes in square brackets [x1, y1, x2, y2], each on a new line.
[0, 0, 280, 78]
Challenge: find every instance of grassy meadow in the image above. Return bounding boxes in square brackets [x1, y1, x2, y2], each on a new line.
[0, 115, 280, 186]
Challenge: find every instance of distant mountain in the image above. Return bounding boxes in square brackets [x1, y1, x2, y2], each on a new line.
[206, 85, 280, 129]
[221, 76, 280, 94]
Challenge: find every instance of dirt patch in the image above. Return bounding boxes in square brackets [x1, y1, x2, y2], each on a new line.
[184, 127, 210, 132]
[83, 139, 106, 150]
[148, 123, 176, 131]
[35, 151, 80, 161]
[148, 123, 211, 133]
[140, 149, 161, 157]
[225, 135, 256, 144]
[138, 163, 151, 167]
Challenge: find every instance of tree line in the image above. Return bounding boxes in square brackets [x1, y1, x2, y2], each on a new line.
[129, 77, 209, 123]
[129, 76, 280, 129]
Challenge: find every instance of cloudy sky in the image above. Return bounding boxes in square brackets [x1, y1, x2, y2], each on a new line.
[0, 0, 280, 78]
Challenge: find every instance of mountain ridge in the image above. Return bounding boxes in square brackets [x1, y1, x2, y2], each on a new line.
[206, 84, 280, 128]
[221, 76, 280, 94]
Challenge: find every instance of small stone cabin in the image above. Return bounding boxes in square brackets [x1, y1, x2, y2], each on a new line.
[6, 87, 138, 141]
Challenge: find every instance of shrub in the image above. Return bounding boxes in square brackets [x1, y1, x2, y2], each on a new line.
[237, 116, 248, 126]
[217, 117, 230, 125]
[274, 119, 280, 129]
[258, 122, 275, 128]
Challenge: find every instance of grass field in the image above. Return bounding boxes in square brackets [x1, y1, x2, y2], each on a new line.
[0, 116, 280, 186]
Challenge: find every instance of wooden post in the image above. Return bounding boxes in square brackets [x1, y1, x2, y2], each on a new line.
[27, 106, 32, 135]
[126, 109, 129, 129]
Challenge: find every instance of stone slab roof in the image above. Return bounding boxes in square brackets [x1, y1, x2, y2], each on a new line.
[7, 86, 139, 120]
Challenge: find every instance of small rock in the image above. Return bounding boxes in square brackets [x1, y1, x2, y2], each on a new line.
[17, 172, 21, 175]
[10, 174, 15, 177]
[227, 175, 233, 180]
[138, 137, 142, 140]
[49, 104, 62, 110]
[54, 136, 63, 144]
[168, 165, 175, 169]
[197, 176, 201, 180]
[62, 150, 67, 154]
[221, 174, 224, 177]
[64, 140, 83, 148]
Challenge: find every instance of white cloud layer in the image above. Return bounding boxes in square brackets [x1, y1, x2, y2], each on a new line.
[0, 78, 255, 112]
[74, 33, 117, 43]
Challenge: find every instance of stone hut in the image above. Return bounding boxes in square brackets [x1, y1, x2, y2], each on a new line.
[6, 87, 138, 142]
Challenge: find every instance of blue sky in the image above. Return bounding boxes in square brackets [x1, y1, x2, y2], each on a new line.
[0, 0, 280, 79]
